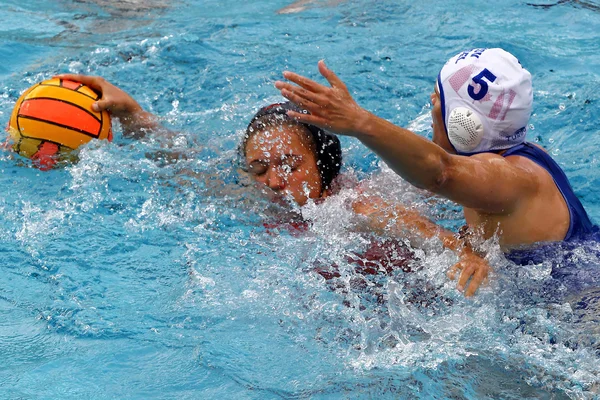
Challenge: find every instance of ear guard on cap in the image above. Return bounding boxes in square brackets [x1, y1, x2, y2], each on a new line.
[447, 107, 484, 153]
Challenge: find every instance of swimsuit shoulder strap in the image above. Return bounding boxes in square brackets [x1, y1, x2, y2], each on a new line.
[500, 142, 594, 240]
[501, 142, 529, 158]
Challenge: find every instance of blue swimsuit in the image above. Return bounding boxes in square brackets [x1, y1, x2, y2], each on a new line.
[502, 143, 598, 269]
[502, 142, 595, 241]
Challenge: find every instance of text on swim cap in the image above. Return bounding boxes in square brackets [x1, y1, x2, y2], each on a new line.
[506, 127, 526, 141]
[455, 48, 487, 64]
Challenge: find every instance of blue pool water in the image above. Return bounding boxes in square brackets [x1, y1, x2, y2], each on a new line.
[1, 0, 600, 398]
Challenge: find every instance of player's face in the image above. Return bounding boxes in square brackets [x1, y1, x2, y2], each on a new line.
[431, 83, 455, 154]
[244, 124, 323, 206]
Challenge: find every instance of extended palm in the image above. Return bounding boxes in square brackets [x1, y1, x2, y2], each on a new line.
[275, 60, 368, 136]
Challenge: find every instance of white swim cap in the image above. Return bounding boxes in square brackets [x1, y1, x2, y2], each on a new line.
[437, 48, 533, 155]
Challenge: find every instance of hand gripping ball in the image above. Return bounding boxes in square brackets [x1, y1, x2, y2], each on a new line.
[6, 78, 112, 169]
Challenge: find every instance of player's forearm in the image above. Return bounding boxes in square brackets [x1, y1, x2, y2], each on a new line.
[365, 201, 455, 248]
[353, 111, 450, 192]
[397, 208, 465, 254]
[356, 198, 474, 264]
[391, 208, 477, 265]
[119, 110, 162, 138]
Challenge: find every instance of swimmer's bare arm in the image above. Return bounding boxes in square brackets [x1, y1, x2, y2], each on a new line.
[352, 195, 490, 297]
[275, 62, 537, 214]
[54, 74, 162, 139]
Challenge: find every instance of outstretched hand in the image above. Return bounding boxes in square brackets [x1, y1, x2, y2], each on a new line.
[448, 251, 490, 297]
[274, 60, 369, 136]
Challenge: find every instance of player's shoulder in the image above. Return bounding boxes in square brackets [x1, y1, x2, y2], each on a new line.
[467, 150, 544, 182]
[468, 152, 505, 162]
[469, 150, 538, 170]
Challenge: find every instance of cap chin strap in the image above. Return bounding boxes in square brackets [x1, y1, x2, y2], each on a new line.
[447, 107, 484, 153]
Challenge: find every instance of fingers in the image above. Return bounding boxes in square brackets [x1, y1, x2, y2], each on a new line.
[54, 74, 111, 112]
[457, 264, 474, 293]
[280, 88, 320, 114]
[451, 260, 489, 298]
[93, 98, 112, 112]
[447, 261, 462, 280]
[275, 81, 325, 105]
[282, 71, 328, 93]
[278, 61, 347, 98]
[54, 73, 85, 82]
[318, 60, 347, 90]
[54, 74, 105, 91]
[464, 267, 487, 297]
[286, 110, 329, 129]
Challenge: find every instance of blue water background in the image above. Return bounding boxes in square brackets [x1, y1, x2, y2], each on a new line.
[0, 0, 599, 398]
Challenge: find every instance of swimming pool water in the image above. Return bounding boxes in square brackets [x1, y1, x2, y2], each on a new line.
[1, 0, 599, 398]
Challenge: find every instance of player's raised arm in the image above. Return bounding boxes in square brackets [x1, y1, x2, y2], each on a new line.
[275, 61, 533, 215]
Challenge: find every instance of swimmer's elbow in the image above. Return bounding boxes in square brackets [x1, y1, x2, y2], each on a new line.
[424, 170, 449, 194]
[418, 152, 451, 193]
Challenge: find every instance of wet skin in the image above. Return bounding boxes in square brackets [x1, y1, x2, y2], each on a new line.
[244, 123, 324, 206]
[48, 74, 491, 297]
[274, 61, 571, 249]
[430, 85, 570, 248]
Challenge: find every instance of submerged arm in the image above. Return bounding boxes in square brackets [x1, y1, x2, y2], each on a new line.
[352, 195, 490, 297]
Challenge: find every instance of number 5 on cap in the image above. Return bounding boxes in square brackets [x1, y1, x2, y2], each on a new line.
[468, 69, 497, 101]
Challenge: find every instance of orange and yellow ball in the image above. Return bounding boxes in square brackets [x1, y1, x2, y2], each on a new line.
[7, 78, 112, 168]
